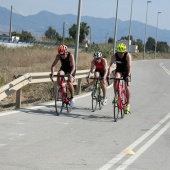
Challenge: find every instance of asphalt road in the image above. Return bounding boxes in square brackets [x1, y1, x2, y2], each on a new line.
[0, 59, 170, 170]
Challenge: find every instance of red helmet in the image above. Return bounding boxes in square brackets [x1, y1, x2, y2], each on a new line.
[58, 44, 68, 54]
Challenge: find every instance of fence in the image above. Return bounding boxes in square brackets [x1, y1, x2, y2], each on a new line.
[0, 70, 90, 109]
[0, 66, 116, 109]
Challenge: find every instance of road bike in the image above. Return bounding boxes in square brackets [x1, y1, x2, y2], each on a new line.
[89, 77, 103, 112]
[50, 75, 72, 116]
[109, 77, 127, 122]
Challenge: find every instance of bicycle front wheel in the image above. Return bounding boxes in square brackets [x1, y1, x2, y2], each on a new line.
[91, 88, 98, 112]
[98, 88, 103, 110]
[54, 92, 64, 116]
[113, 91, 120, 122]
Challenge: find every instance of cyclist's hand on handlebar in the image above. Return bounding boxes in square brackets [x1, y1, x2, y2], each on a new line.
[107, 75, 110, 80]
[50, 73, 54, 81]
[106, 76, 110, 85]
[86, 76, 90, 84]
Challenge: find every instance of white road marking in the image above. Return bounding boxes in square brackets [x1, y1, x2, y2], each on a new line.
[160, 62, 170, 75]
[115, 120, 170, 170]
[0, 85, 113, 117]
[99, 112, 170, 170]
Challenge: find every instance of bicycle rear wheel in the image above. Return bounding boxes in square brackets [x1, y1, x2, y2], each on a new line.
[92, 88, 98, 112]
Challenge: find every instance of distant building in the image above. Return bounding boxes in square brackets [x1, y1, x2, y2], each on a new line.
[12, 36, 20, 43]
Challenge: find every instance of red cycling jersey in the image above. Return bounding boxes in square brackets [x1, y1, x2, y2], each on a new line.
[94, 58, 105, 71]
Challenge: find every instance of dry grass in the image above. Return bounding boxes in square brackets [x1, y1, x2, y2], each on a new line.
[0, 46, 95, 111]
[0, 45, 169, 111]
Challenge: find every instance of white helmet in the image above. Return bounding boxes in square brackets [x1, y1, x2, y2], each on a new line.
[93, 52, 102, 59]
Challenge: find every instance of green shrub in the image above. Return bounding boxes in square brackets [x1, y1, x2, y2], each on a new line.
[0, 76, 4, 85]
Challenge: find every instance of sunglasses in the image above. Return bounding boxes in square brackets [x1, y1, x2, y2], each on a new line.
[59, 52, 67, 55]
[95, 58, 101, 60]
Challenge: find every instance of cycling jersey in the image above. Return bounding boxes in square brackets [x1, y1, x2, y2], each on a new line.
[115, 52, 131, 81]
[115, 52, 128, 73]
[94, 57, 105, 77]
[94, 58, 105, 71]
[60, 52, 76, 77]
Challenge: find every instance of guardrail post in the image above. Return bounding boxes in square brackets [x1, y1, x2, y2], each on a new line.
[76, 78, 82, 95]
[16, 88, 22, 109]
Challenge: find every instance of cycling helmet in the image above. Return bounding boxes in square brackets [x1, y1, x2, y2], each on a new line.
[116, 43, 127, 53]
[58, 44, 68, 54]
[93, 52, 102, 59]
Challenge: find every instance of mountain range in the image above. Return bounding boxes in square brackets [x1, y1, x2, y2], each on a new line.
[0, 6, 170, 45]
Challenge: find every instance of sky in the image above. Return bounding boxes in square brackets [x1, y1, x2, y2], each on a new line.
[1, 0, 169, 30]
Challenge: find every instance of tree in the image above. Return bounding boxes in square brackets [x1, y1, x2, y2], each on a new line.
[68, 24, 77, 40]
[135, 39, 143, 52]
[20, 30, 35, 41]
[157, 41, 169, 53]
[80, 22, 90, 43]
[68, 22, 90, 43]
[45, 26, 59, 40]
[12, 31, 35, 41]
[146, 37, 155, 52]
[108, 37, 114, 44]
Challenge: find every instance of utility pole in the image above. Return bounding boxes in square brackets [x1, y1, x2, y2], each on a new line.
[74, 0, 82, 70]
[9, 5, 12, 42]
[113, 0, 119, 55]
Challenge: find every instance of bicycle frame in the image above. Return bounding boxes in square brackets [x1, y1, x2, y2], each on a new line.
[116, 79, 127, 110]
[109, 77, 127, 122]
[50, 75, 72, 115]
[113, 77, 127, 110]
[90, 77, 103, 112]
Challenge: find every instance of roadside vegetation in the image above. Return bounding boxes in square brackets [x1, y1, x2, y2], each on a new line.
[0, 43, 169, 111]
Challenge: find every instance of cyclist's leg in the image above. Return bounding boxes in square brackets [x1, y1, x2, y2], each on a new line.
[100, 71, 107, 105]
[67, 73, 75, 107]
[124, 73, 130, 104]
[124, 73, 131, 114]
[94, 70, 100, 83]
[57, 69, 65, 86]
[113, 71, 122, 103]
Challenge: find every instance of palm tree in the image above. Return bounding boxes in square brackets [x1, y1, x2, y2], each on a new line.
[80, 22, 90, 43]
[68, 22, 90, 43]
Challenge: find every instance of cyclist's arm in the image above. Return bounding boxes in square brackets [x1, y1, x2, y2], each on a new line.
[51, 55, 60, 74]
[87, 60, 95, 78]
[69, 53, 76, 76]
[108, 54, 116, 77]
[126, 53, 132, 76]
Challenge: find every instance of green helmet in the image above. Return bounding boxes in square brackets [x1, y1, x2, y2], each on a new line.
[116, 43, 127, 53]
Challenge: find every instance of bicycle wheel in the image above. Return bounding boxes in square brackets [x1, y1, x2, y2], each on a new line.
[55, 97, 64, 116]
[91, 88, 98, 112]
[98, 87, 103, 110]
[113, 91, 120, 122]
[54, 87, 64, 116]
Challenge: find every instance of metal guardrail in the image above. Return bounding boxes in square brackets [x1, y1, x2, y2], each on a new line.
[0, 70, 90, 109]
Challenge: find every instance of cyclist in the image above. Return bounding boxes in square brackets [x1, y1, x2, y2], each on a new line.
[107, 43, 132, 114]
[51, 44, 76, 107]
[87, 52, 108, 105]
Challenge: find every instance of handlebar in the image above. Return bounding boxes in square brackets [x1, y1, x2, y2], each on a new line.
[50, 74, 69, 82]
[107, 77, 124, 85]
